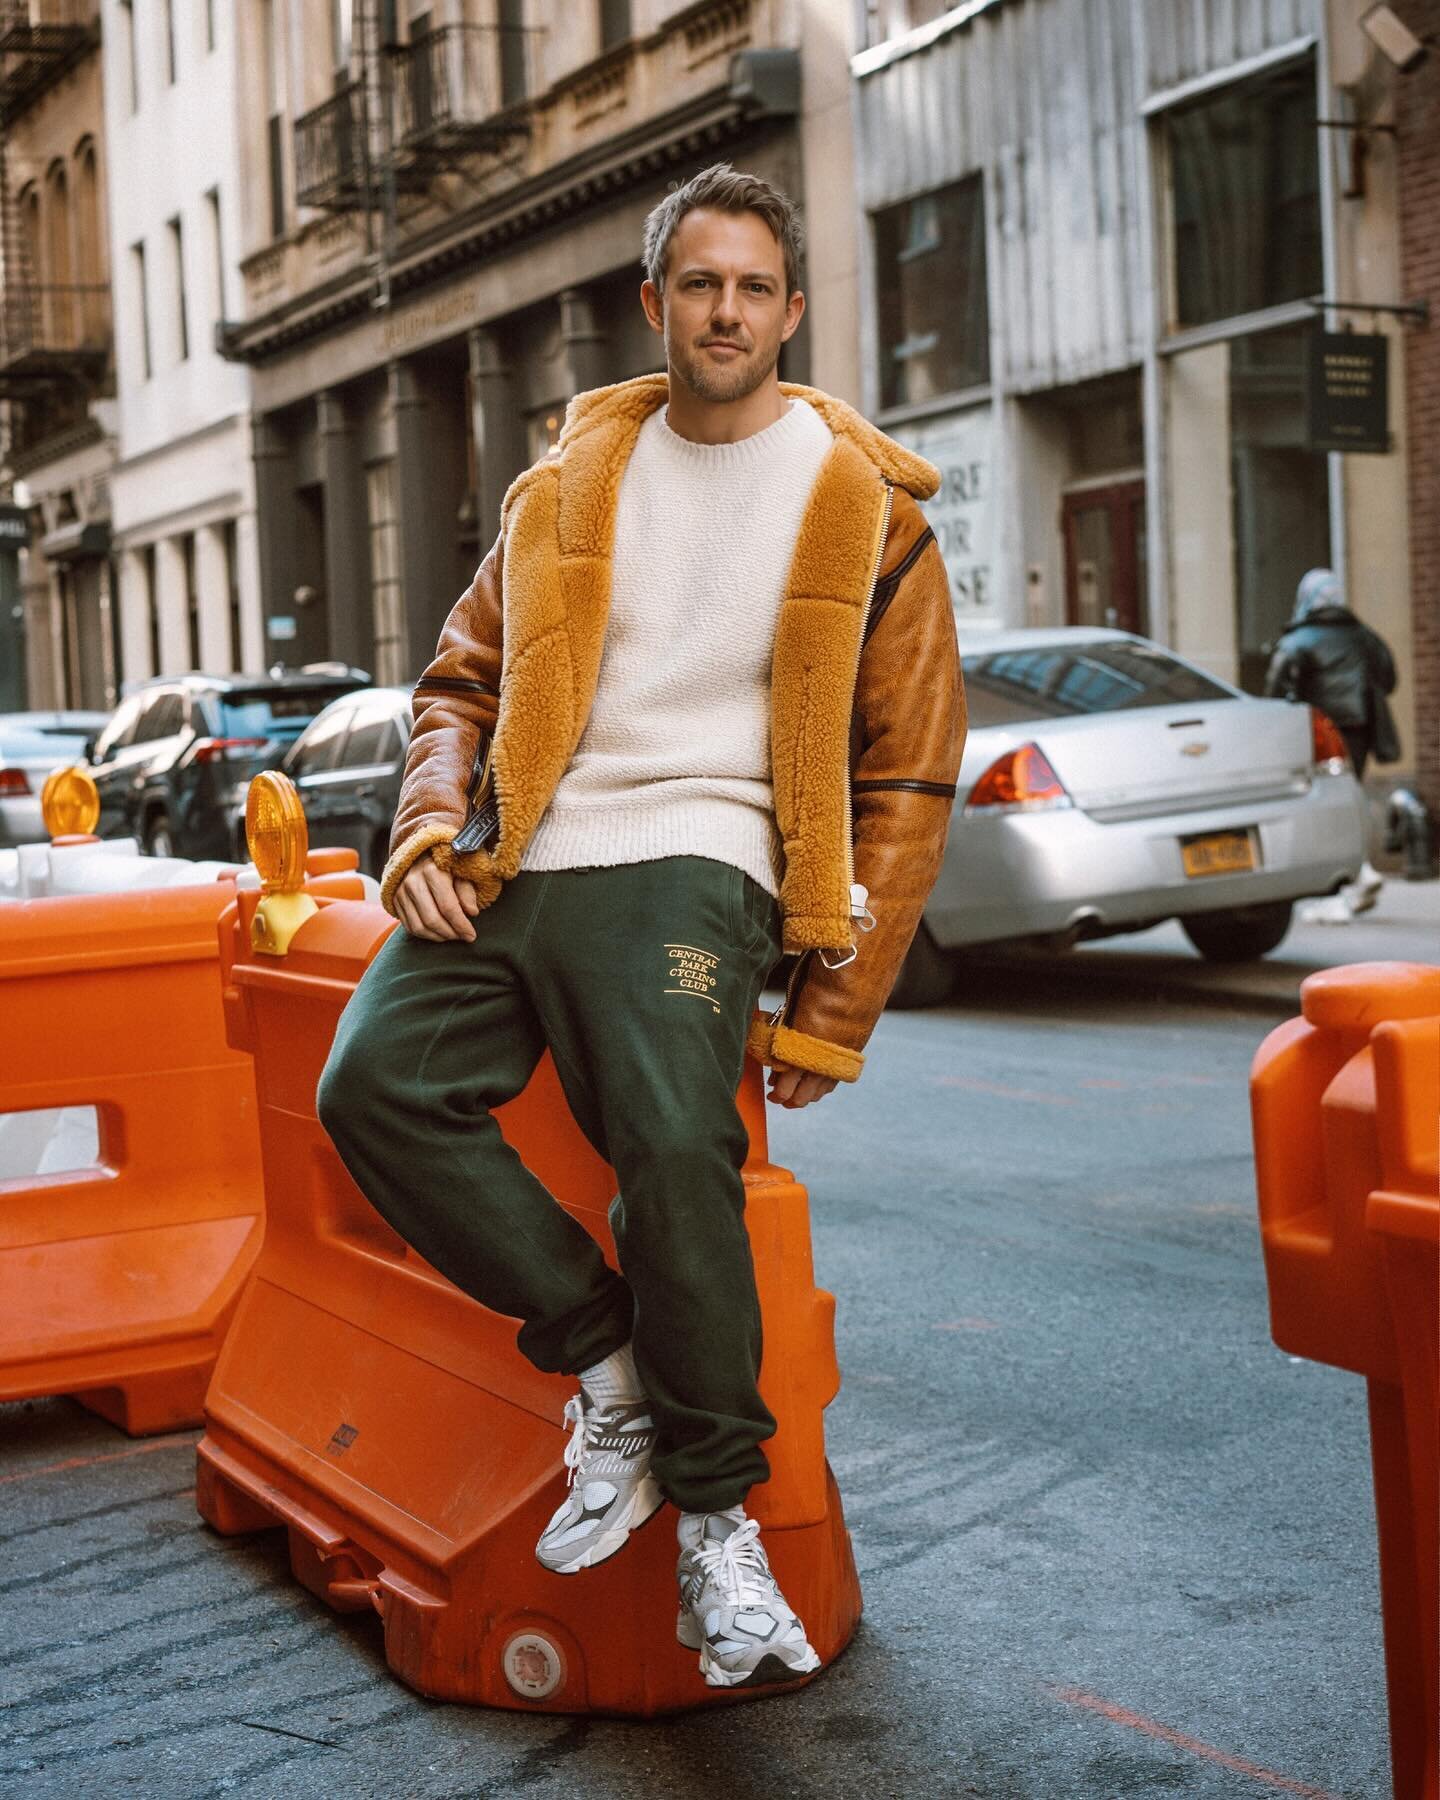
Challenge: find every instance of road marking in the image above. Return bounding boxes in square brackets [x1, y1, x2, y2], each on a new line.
[1052, 1686, 1343, 1799]
[0, 1431, 197, 1487]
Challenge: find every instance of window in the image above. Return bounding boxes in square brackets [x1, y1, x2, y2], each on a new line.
[962, 641, 1233, 728]
[342, 712, 401, 767]
[262, 0, 286, 239]
[163, 0, 176, 82]
[207, 0, 217, 53]
[132, 241, 151, 380]
[500, 0, 527, 106]
[290, 707, 353, 777]
[93, 694, 145, 759]
[119, 0, 138, 112]
[205, 187, 225, 325]
[168, 216, 188, 361]
[600, 0, 631, 51]
[366, 462, 407, 686]
[1168, 57, 1322, 329]
[874, 176, 989, 412]
[136, 689, 186, 741]
[866, 0, 955, 47]
[331, 0, 353, 71]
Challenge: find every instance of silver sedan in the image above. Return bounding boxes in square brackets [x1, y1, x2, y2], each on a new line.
[0, 711, 109, 848]
[892, 628, 1366, 1006]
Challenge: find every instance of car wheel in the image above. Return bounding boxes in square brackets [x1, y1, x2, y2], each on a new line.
[887, 922, 955, 1009]
[144, 813, 176, 859]
[1181, 901, 1294, 962]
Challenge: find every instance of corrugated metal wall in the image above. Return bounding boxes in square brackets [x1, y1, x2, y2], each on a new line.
[854, 0, 1321, 395]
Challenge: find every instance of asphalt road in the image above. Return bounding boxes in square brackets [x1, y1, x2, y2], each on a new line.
[0, 964, 1387, 1799]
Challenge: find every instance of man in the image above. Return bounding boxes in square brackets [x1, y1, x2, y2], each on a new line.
[318, 164, 965, 1689]
[1265, 567, 1398, 914]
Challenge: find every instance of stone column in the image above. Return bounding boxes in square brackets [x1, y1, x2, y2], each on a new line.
[389, 358, 440, 679]
[318, 387, 373, 675]
[154, 536, 189, 674]
[250, 410, 299, 666]
[468, 325, 524, 550]
[195, 522, 231, 672]
[559, 287, 609, 398]
[116, 547, 153, 685]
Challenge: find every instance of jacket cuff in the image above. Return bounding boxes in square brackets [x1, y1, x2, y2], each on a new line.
[379, 822, 459, 915]
[747, 1016, 865, 1084]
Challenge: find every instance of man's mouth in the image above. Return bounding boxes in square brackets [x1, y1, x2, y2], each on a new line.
[700, 340, 745, 354]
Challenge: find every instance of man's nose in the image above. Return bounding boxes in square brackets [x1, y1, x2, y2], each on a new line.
[710, 282, 743, 326]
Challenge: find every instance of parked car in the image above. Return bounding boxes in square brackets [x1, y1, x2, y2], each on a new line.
[0, 711, 110, 847]
[88, 668, 371, 860]
[890, 627, 1367, 1006]
[241, 685, 411, 877]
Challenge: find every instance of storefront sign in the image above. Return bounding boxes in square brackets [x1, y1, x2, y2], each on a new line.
[893, 406, 996, 620]
[0, 504, 30, 548]
[1308, 331, 1389, 454]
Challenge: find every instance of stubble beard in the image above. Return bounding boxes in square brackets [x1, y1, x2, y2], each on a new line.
[667, 320, 784, 406]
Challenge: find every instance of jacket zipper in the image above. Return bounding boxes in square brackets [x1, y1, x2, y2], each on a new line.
[832, 478, 895, 966]
[413, 674, 497, 698]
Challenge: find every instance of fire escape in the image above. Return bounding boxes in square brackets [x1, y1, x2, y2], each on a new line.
[0, 0, 108, 449]
[293, 3, 539, 311]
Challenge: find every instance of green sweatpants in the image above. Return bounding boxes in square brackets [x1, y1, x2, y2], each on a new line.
[316, 855, 784, 1513]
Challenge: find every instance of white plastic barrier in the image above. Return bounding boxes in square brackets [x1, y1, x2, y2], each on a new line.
[0, 839, 380, 904]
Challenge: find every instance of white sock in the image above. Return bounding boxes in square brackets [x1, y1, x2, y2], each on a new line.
[578, 1341, 644, 1408]
[678, 1503, 746, 1549]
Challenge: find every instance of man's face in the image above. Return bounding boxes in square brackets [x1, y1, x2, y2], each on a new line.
[643, 207, 805, 404]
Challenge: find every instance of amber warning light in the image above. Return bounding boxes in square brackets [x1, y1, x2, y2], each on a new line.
[41, 765, 101, 839]
[245, 771, 317, 955]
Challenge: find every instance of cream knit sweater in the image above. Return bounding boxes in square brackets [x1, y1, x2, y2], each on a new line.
[519, 397, 834, 897]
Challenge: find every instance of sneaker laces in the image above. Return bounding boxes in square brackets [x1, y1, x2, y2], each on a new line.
[694, 1518, 772, 1606]
[561, 1394, 593, 1489]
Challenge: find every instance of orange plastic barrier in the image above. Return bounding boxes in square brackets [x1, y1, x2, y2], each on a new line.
[0, 854, 365, 1435]
[1251, 962, 1439, 1800]
[196, 890, 861, 1714]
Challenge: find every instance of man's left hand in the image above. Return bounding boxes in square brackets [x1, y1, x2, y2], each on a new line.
[766, 1065, 839, 1108]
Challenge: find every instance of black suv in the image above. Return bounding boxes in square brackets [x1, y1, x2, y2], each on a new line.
[88, 668, 371, 859]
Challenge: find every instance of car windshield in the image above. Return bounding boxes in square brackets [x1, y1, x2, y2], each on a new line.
[219, 689, 351, 745]
[961, 641, 1235, 727]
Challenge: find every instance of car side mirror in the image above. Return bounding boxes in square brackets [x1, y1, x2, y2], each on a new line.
[82, 736, 97, 764]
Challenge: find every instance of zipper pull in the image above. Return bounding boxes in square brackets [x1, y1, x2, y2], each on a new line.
[850, 882, 877, 933]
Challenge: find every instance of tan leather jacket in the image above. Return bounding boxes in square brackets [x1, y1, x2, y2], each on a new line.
[382, 375, 966, 1083]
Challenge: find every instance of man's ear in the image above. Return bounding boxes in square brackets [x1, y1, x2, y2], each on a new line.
[640, 278, 664, 335]
[780, 288, 806, 345]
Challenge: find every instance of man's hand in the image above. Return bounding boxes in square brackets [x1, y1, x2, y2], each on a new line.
[394, 854, 481, 942]
[766, 1064, 839, 1109]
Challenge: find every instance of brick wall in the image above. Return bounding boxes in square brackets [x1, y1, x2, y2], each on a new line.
[1394, 3, 1439, 817]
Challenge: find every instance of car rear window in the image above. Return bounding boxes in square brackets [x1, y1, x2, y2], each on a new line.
[219, 689, 349, 742]
[962, 641, 1235, 727]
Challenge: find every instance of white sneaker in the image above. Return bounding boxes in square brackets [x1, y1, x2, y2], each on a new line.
[676, 1511, 821, 1688]
[1344, 861, 1384, 915]
[534, 1393, 662, 1575]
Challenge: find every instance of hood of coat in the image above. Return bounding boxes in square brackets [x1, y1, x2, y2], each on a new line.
[556, 373, 942, 501]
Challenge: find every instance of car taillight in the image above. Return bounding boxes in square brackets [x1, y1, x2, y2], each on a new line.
[0, 768, 30, 797]
[189, 736, 268, 765]
[964, 743, 1072, 814]
[1310, 709, 1351, 775]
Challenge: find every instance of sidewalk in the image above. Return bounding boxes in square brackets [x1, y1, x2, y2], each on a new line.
[962, 878, 1438, 1017]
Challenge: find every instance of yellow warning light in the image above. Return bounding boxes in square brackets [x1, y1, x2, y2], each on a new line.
[41, 765, 101, 839]
[244, 771, 317, 955]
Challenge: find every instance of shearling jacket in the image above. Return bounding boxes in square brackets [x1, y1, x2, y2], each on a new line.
[381, 375, 967, 1084]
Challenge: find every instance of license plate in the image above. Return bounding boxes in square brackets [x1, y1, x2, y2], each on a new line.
[1181, 830, 1256, 878]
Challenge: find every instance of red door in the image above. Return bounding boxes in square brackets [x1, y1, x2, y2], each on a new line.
[1062, 480, 1147, 635]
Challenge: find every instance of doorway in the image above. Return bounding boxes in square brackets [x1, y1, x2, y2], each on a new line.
[1062, 479, 1147, 635]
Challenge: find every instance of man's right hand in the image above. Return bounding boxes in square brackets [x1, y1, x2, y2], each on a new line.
[393, 853, 482, 942]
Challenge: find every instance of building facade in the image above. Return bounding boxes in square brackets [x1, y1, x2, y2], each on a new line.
[219, 0, 858, 686]
[852, 0, 1427, 791]
[102, 0, 265, 693]
[0, 1, 114, 713]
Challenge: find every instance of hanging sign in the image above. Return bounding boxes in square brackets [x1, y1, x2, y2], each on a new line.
[0, 505, 30, 548]
[1308, 331, 1389, 454]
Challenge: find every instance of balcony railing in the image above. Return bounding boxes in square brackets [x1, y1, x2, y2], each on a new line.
[391, 24, 535, 154]
[0, 0, 100, 124]
[0, 281, 110, 381]
[295, 25, 538, 212]
[294, 81, 372, 212]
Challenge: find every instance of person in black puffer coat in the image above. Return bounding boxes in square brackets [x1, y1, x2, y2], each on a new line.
[1266, 567, 1398, 914]
[1265, 567, 1398, 778]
